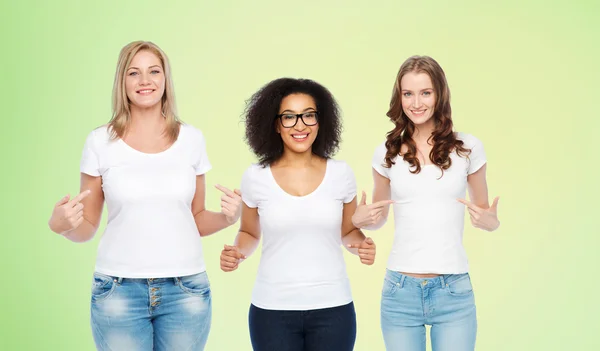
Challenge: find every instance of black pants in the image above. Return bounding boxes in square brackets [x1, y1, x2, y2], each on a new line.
[249, 302, 357, 351]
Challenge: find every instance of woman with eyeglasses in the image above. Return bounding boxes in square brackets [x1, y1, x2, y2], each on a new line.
[219, 78, 380, 351]
[352, 55, 500, 351]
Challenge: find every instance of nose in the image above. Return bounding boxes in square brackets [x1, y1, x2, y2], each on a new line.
[412, 95, 422, 108]
[139, 72, 151, 86]
[294, 117, 307, 131]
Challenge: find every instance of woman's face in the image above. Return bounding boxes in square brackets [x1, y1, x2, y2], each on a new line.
[125, 50, 165, 110]
[400, 71, 436, 126]
[276, 93, 320, 155]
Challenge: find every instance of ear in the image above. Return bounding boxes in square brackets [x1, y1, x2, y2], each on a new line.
[274, 118, 281, 134]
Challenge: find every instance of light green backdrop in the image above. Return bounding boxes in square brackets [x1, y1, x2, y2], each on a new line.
[1, 0, 598, 350]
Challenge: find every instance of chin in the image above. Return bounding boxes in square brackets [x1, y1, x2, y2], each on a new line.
[291, 146, 312, 154]
[132, 100, 161, 109]
[409, 116, 434, 126]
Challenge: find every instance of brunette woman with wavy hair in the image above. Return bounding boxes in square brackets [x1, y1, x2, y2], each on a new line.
[352, 56, 501, 351]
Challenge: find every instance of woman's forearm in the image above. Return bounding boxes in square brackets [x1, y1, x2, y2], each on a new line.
[194, 210, 232, 237]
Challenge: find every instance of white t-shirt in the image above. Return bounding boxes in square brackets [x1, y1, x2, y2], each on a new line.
[371, 132, 487, 274]
[241, 159, 357, 310]
[80, 123, 212, 278]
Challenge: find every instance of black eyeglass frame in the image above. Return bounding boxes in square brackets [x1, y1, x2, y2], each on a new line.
[276, 111, 319, 128]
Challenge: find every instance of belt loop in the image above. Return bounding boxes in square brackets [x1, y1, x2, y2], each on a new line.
[440, 275, 446, 288]
[117, 277, 123, 284]
[399, 274, 406, 288]
[173, 277, 180, 285]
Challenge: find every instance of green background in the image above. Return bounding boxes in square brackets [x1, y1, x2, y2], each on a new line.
[2, 0, 598, 350]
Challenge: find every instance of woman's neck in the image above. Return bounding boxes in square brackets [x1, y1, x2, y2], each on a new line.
[412, 120, 435, 144]
[128, 104, 165, 135]
[275, 149, 319, 168]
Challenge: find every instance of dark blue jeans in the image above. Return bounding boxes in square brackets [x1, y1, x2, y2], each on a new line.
[249, 302, 356, 351]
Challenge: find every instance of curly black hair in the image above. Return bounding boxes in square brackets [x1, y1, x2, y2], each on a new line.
[244, 78, 342, 166]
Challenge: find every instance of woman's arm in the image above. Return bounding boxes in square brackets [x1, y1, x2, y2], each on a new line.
[458, 164, 500, 231]
[192, 174, 241, 237]
[220, 203, 261, 272]
[49, 173, 104, 243]
[342, 196, 376, 265]
[352, 169, 394, 230]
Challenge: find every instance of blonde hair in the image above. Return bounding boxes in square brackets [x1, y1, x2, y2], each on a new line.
[108, 41, 180, 142]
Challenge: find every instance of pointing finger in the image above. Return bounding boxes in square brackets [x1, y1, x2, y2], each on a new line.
[56, 194, 70, 207]
[457, 198, 481, 212]
[491, 196, 499, 211]
[369, 200, 395, 209]
[68, 190, 91, 206]
[215, 184, 235, 197]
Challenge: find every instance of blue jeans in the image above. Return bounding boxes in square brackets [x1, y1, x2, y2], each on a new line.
[380, 270, 477, 351]
[90, 271, 212, 351]
[248, 302, 356, 351]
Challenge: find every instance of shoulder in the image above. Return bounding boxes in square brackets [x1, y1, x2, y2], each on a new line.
[371, 140, 391, 165]
[455, 132, 483, 148]
[327, 158, 351, 171]
[326, 158, 355, 180]
[179, 123, 206, 140]
[241, 163, 269, 194]
[374, 140, 388, 157]
[243, 163, 268, 179]
[84, 124, 111, 148]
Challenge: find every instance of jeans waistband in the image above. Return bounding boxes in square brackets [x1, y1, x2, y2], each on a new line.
[384, 269, 469, 289]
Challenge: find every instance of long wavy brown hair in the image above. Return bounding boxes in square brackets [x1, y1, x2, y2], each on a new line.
[384, 55, 470, 175]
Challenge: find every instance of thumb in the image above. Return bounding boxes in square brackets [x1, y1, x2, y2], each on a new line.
[55, 194, 70, 207]
[491, 196, 499, 211]
[360, 191, 366, 205]
[223, 244, 235, 251]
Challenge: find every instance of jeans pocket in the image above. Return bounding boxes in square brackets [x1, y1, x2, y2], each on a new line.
[91, 272, 117, 302]
[446, 275, 473, 296]
[381, 277, 400, 298]
[177, 272, 211, 297]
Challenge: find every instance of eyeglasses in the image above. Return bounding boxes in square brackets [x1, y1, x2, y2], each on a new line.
[276, 111, 319, 128]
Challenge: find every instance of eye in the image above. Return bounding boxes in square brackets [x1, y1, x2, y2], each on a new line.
[151, 70, 161, 74]
[128, 71, 138, 76]
[403, 92, 412, 97]
[282, 114, 296, 120]
[303, 112, 316, 118]
[423, 91, 431, 96]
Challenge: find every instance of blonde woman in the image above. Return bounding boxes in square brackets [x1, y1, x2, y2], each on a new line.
[47, 41, 241, 351]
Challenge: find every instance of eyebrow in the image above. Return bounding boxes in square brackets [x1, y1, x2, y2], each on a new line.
[127, 65, 162, 70]
[401, 88, 433, 92]
[280, 107, 317, 114]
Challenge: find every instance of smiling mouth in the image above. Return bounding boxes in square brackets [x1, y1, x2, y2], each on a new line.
[136, 89, 155, 95]
[411, 109, 426, 116]
[292, 134, 309, 140]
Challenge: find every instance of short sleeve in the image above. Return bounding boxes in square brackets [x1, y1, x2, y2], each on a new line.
[80, 130, 100, 176]
[241, 166, 257, 208]
[465, 134, 487, 175]
[340, 162, 357, 203]
[194, 129, 212, 175]
[371, 142, 390, 179]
